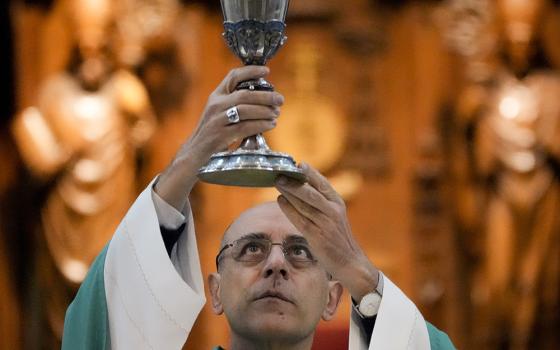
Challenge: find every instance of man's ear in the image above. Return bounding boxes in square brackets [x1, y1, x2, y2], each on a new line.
[208, 273, 224, 315]
[322, 280, 343, 321]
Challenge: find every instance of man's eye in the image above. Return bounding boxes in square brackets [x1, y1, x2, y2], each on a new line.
[288, 245, 313, 260]
[247, 245, 261, 253]
[241, 242, 265, 255]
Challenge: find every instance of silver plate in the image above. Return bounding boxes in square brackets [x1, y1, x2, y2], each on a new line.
[198, 148, 306, 187]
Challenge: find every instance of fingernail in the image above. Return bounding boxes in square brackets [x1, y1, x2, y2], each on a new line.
[274, 94, 285, 106]
[276, 176, 288, 186]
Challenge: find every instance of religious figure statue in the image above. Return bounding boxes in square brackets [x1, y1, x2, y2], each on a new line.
[445, 0, 560, 348]
[11, 0, 155, 340]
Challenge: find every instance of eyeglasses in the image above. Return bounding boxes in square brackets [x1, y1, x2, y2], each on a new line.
[215, 235, 317, 269]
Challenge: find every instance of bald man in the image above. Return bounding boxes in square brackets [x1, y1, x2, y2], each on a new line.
[62, 67, 455, 349]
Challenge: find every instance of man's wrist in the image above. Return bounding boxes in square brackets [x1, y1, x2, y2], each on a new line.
[352, 270, 384, 318]
[344, 257, 380, 303]
[154, 156, 200, 212]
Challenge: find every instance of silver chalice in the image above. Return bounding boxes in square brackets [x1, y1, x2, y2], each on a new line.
[197, 0, 305, 187]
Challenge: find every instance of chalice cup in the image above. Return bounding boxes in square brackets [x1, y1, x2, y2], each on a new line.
[197, 0, 305, 187]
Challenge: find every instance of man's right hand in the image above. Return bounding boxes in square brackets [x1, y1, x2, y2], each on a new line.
[155, 66, 284, 211]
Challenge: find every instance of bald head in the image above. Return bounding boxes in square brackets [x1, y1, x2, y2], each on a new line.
[208, 202, 343, 348]
[221, 201, 300, 247]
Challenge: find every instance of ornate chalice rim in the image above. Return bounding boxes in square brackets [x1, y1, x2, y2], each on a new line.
[223, 19, 287, 65]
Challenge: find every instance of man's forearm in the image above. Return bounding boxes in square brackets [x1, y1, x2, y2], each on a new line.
[154, 154, 200, 213]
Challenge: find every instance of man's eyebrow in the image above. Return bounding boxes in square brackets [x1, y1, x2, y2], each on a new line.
[235, 233, 308, 244]
[283, 235, 309, 244]
[238, 232, 270, 240]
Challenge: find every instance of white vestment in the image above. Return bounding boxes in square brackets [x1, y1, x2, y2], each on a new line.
[65, 180, 445, 349]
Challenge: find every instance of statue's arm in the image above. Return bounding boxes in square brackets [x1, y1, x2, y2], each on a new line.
[537, 75, 560, 162]
[448, 84, 492, 254]
[115, 70, 157, 147]
[11, 107, 70, 178]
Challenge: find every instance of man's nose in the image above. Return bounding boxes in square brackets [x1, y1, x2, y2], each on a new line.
[262, 245, 289, 280]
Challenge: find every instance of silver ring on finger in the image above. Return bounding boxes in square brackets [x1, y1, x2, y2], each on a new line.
[226, 106, 240, 124]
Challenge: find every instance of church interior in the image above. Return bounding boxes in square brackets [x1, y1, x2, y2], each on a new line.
[1, 0, 560, 348]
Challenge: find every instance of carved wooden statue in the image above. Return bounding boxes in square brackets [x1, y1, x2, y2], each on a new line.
[448, 0, 560, 348]
[11, 0, 155, 339]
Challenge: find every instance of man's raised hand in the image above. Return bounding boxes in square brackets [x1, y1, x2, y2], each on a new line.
[275, 163, 380, 301]
[155, 66, 284, 211]
[184, 66, 284, 167]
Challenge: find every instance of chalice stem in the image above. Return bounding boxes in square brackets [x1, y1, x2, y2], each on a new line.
[240, 134, 270, 151]
[235, 76, 273, 152]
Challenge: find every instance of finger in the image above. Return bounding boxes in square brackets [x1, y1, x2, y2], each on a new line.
[227, 119, 277, 142]
[224, 104, 279, 124]
[218, 66, 270, 94]
[277, 195, 320, 236]
[237, 104, 280, 121]
[277, 189, 329, 226]
[300, 162, 343, 204]
[275, 176, 333, 214]
[223, 90, 284, 107]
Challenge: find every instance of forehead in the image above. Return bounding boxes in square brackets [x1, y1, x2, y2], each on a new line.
[224, 202, 302, 242]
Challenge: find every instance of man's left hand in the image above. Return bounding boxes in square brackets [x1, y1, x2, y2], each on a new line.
[275, 163, 380, 301]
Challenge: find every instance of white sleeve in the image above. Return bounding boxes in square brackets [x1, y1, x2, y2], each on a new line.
[151, 188, 186, 230]
[348, 276, 431, 350]
[151, 185, 199, 288]
[103, 179, 206, 350]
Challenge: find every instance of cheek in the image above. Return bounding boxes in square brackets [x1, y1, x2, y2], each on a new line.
[295, 274, 330, 315]
[219, 269, 260, 310]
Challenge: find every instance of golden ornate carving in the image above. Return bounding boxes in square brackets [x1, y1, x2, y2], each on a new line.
[269, 42, 347, 172]
[260, 39, 363, 201]
[446, 0, 560, 347]
[114, 0, 180, 66]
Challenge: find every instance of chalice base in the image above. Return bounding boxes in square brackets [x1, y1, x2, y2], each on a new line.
[198, 148, 305, 187]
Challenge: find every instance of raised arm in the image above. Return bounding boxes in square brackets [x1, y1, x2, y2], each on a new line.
[274, 164, 455, 349]
[62, 66, 284, 350]
[154, 65, 283, 211]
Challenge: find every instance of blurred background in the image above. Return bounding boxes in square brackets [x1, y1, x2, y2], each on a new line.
[1, 0, 560, 349]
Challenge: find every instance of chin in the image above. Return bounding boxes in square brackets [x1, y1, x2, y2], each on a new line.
[248, 319, 308, 342]
[226, 302, 318, 342]
[237, 312, 312, 342]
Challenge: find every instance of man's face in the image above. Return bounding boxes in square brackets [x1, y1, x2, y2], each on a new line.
[208, 202, 341, 343]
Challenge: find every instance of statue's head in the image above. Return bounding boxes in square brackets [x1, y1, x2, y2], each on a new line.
[496, 0, 547, 73]
[69, 0, 113, 87]
[70, 0, 112, 57]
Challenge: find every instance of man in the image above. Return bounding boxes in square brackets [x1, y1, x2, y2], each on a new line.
[62, 66, 455, 349]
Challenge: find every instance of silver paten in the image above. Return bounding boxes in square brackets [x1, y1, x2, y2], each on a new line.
[198, 0, 305, 187]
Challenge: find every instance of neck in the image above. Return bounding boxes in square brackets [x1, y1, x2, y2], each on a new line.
[229, 332, 314, 350]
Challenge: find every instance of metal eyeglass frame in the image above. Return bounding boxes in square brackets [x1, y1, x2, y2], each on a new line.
[215, 237, 317, 269]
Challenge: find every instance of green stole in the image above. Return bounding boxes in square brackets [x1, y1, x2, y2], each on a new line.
[62, 244, 110, 350]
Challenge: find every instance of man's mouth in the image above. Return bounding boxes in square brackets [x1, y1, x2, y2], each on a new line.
[254, 291, 294, 304]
